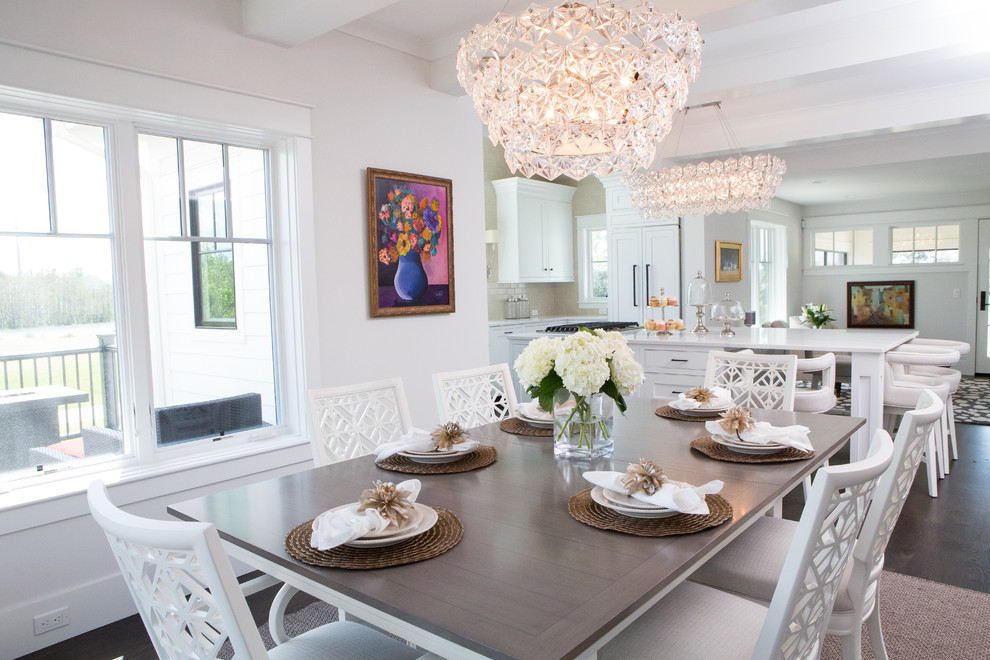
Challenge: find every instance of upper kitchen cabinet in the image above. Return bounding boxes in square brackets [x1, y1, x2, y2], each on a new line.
[493, 178, 576, 283]
[600, 175, 677, 229]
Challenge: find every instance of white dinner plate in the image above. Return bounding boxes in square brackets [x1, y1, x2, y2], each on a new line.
[323, 502, 425, 539]
[344, 503, 439, 548]
[590, 486, 678, 519]
[601, 488, 670, 511]
[710, 435, 787, 455]
[516, 411, 554, 428]
[398, 446, 475, 463]
[676, 404, 732, 417]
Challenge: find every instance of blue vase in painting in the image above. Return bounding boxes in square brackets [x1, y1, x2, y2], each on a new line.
[394, 251, 428, 301]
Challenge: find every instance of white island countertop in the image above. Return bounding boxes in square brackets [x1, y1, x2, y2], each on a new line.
[508, 326, 919, 461]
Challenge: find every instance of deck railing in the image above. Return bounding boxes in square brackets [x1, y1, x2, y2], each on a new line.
[0, 335, 119, 441]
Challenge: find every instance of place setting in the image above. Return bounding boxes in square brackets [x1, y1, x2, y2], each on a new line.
[656, 385, 733, 422]
[500, 400, 558, 437]
[691, 406, 816, 463]
[569, 459, 733, 537]
[374, 422, 498, 473]
[285, 478, 463, 569]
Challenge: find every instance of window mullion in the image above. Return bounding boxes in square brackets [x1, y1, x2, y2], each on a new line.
[44, 118, 58, 233]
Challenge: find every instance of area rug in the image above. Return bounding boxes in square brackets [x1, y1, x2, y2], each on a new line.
[239, 571, 990, 659]
[836, 376, 990, 426]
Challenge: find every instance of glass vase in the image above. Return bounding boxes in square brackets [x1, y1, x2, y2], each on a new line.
[554, 392, 614, 459]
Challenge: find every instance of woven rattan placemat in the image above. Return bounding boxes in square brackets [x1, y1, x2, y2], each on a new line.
[285, 507, 462, 569]
[500, 417, 553, 437]
[690, 436, 815, 463]
[375, 446, 498, 474]
[654, 405, 722, 423]
[568, 489, 732, 537]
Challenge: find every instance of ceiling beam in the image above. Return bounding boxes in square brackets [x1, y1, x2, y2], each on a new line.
[241, 0, 402, 47]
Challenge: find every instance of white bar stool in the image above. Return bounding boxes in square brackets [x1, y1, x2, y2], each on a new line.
[884, 350, 954, 497]
[906, 338, 970, 464]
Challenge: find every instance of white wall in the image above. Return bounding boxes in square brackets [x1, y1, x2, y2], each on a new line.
[0, 0, 488, 656]
[802, 205, 990, 375]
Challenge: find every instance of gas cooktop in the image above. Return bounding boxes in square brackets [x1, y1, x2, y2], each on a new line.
[543, 321, 639, 333]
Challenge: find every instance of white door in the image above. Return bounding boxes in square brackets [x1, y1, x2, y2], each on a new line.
[610, 228, 644, 323]
[643, 226, 681, 321]
[976, 218, 990, 372]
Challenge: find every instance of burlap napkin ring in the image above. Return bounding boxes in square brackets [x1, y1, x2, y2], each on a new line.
[621, 459, 665, 495]
[356, 481, 415, 526]
[431, 422, 468, 451]
[684, 386, 714, 403]
[718, 407, 755, 440]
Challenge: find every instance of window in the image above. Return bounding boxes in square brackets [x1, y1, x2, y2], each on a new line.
[0, 111, 123, 474]
[140, 134, 276, 448]
[0, 97, 291, 483]
[813, 230, 873, 266]
[891, 224, 959, 264]
[751, 222, 786, 324]
[577, 215, 607, 306]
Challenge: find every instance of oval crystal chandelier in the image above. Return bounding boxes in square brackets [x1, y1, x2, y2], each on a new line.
[623, 153, 787, 217]
[623, 101, 786, 216]
[456, 2, 703, 181]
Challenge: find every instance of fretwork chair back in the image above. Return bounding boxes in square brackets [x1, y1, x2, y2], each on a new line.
[87, 481, 424, 660]
[433, 363, 518, 428]
[704, 350, 797, 412]
[307, 378, 412, 466]
[601, 430, 894, 660]
[692, 391, 943, 660]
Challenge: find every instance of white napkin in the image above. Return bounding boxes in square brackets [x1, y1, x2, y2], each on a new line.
[669, 386, 733, 411]
[373, 427, 480, 461]
[583, 471, 723, 515]
[705, 420, 814, 452]
[518, 401, 554, 421]
[310, 479, 422, 550]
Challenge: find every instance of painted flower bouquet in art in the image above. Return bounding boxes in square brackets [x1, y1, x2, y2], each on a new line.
[514, 329, 645, 458]
[376, 184, 443, 300]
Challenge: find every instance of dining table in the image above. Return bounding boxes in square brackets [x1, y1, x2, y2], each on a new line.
[168, 399, 863, 660]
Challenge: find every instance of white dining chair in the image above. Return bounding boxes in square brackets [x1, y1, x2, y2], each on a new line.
[793, 352, 838, 414]
[600, 429, 894, 660]
[704, 350, 797, 412]
[433, 363, 518, 428]
[691, 390, 942, 660]
[87, 481, 425, 660]
[307, 377, 412, 466]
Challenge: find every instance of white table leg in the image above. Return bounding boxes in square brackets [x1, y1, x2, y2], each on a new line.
[849, 352, 884, 461]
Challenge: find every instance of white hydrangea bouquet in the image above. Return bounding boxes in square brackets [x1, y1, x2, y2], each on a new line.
[514, 329, 644, 454]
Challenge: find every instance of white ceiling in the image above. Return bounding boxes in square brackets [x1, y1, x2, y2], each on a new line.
[241, 0, 990, 209]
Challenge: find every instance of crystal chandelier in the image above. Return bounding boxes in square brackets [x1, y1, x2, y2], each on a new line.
[456, 2, 703, 181]
[623, 102, 786, 217]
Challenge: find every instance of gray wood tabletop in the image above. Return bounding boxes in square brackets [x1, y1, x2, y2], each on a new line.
[168, 399, 863, 660]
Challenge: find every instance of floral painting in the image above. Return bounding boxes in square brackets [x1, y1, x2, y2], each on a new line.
[367, 168, 454, 317]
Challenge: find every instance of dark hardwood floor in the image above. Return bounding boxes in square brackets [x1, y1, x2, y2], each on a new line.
[20, 424, 990, 660]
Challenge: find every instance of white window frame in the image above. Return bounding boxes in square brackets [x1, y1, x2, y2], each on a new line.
[0, 89, 316, 502]
[576, 214, 608, 309]
[890, 223, 960, 264]
[750, 221, 787, 324]
[811, 228, 873, 267]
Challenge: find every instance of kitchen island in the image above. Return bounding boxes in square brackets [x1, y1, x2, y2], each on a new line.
[507, 326, 918, 461]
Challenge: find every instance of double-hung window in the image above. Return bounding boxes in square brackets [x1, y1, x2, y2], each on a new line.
[750, 222, 786, 324]
[577, 214, 608, 307]
[1, 99, 289, 483]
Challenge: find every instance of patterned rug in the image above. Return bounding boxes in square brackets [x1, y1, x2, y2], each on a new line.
[835, 376, 990, 426]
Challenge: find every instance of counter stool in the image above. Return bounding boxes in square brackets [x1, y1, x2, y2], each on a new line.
[884, 350, 953, 497]
[793, 353, 838, 499]
[888, 344, 961, 476]
[905, 338, 970, 464]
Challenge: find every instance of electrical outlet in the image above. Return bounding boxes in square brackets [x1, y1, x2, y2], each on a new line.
[953, 288, 961, 298]
[33, 607, 69, 635]
[531, 309, 539, 317]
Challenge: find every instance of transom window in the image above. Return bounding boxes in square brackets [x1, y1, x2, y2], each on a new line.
[891, 224, 959, 264]
[813, 230, 873, 266]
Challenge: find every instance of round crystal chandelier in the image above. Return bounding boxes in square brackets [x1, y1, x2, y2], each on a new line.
[456, 2, 703, 181]
[623, 153, 786, 217]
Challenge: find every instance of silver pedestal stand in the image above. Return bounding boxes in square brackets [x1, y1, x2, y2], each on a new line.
[691, 304, 709, 335]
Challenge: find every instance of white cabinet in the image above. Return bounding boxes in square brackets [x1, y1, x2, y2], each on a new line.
[609, 225, 681, 324]
[493, 178, 576, 283]
[600, 174, 678, 229]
